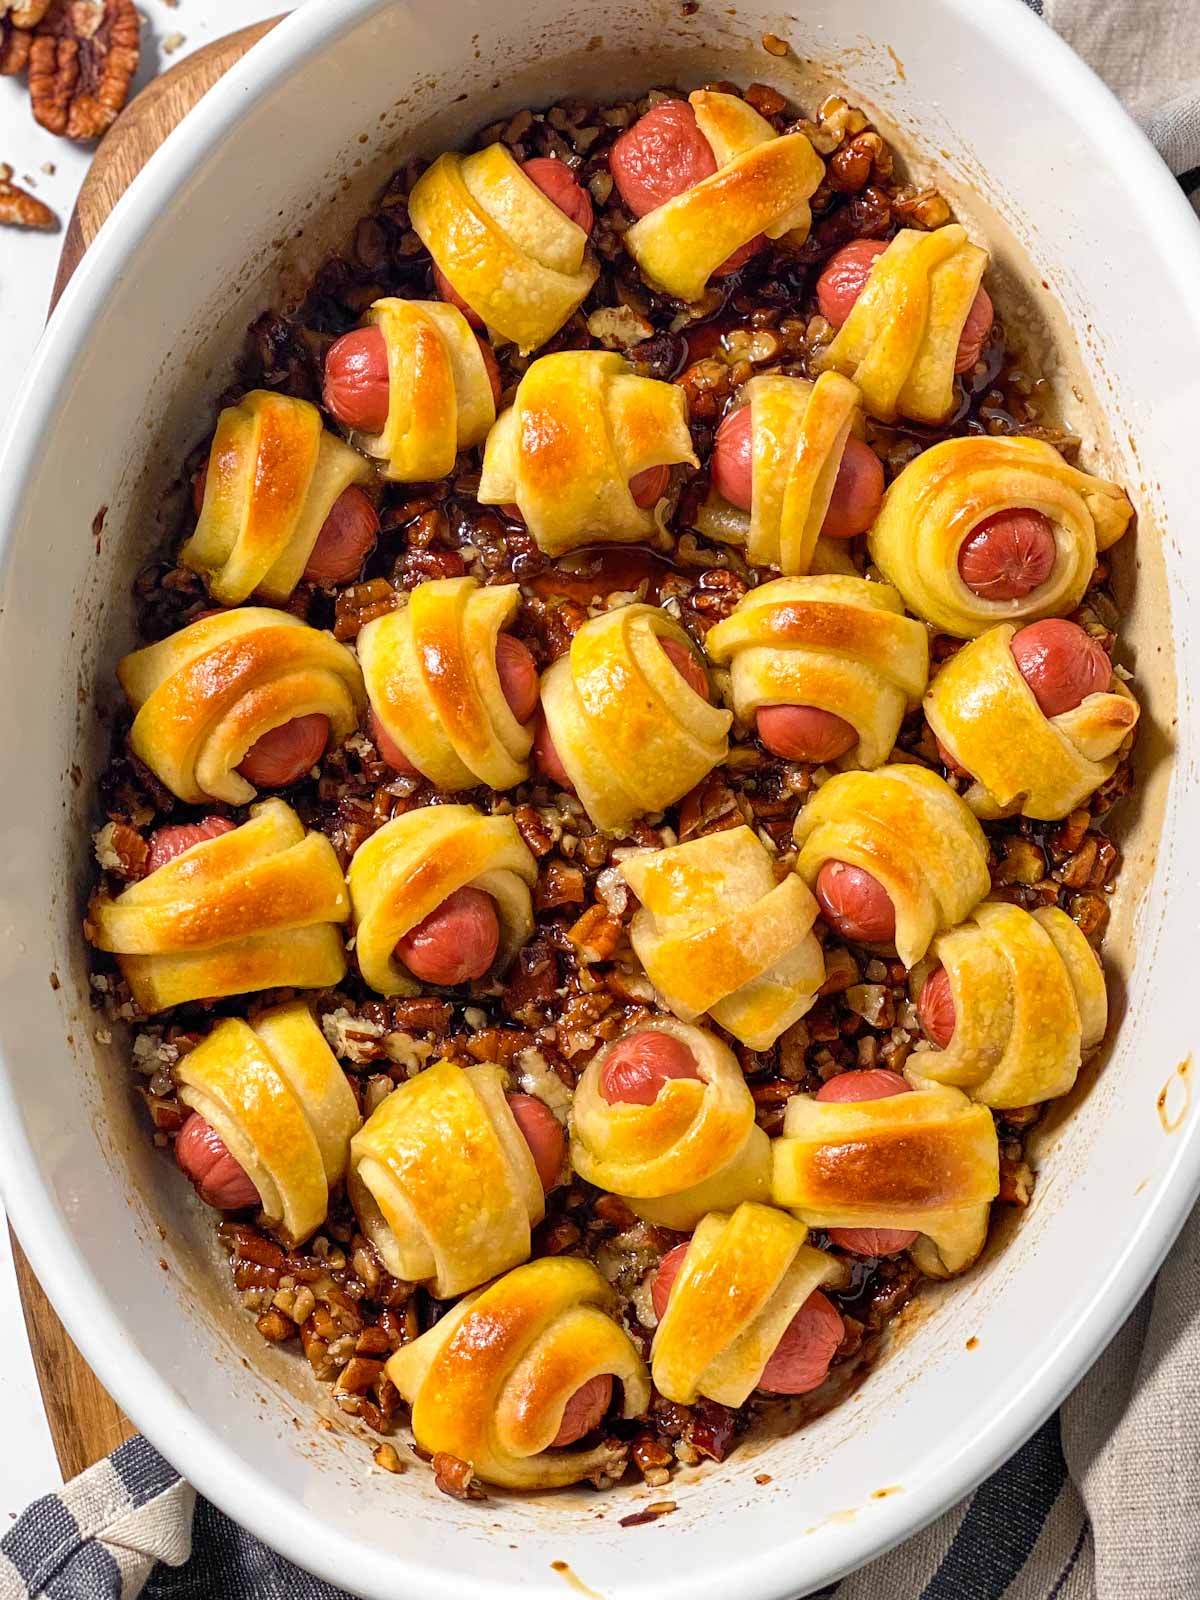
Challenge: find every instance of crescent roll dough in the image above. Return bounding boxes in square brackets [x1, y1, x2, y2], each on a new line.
[908, 902, 1107, 1109]
[477, 351, 697, 555]
[408, 145, 598, 355]
[651, 1202, 846, 1407]
[387, 1257, 650, 1490]
[347, 804, 536, 997]
[705, 575, 930, 771]
[569, 1019, 770, 1229]
[118, 608, 364, 806]
[180, 390, 372, 605]
[924, 622, 1139, 820]
[772, 1083, 1000, 1277]
[351, 298, 495, 481]
[88, 799, 349, 1013]
[539, 604, 731, 833]
[348, 1059, 544, 1297]
[357, 577, 533, 790]
[624, 91, 825, 301]
[793, 764, 990, 968]
[695, 373, 863, 574]
[176, 1002, 359, 1246]
[620, 826, 825, 1050]
[869, 436, 1134, 638]
[817, 224, 988, 423]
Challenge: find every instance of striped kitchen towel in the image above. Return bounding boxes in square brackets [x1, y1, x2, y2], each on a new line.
[3, 3, 1199, 1596]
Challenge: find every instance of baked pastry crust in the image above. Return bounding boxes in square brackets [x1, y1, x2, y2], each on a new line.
[348, 1058, 545, 1297]
[924, 622, 1139, 819]
[118, 608, 364, 806]
[176, 1001, 359, 1246]
[408, 144, 598, 355]
[793, 764, 990, 968]
[180, 390, 372, 605]
[620, 825, 825, 1050]
[771, 1083, 1000, 1277]
[624, 91, 825, 301]
[357, 576, 533, 790]
[352, 297, 496, 481]
[88, 799, 349, 1013]
[538, 603, 731, 833]
[816, 224, 987, 423]
[694, 372, 862, 574]
[347, 804, 536, 997]
[387, 1257, 650, 1490]
[651, 1202, 846, 1406]
[869, 435, 1134, 638]
[705, 574, 930, 771]
[569, 1018, 770, 1229]
[477, 351, 697, 555]
[908, 902, 1107, 1109]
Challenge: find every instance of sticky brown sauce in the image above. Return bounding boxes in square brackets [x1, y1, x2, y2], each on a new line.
[1157, 1054, 1192, 1134]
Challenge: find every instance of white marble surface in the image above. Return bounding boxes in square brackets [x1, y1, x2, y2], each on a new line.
[0, 0, 291, 1519]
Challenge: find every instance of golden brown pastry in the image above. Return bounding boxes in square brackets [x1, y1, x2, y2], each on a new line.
[772, 1083, 1000, 1276]
[176, 1001, 359, 1246]
[694, 372, 864, 573]
[357, 576, 535, 790]
[87, 799, 349, 1013]
[793, 764, 990, 968]
[117, 608, 363, 805]
[651, 1203, 846, 1406]
[569, 1019, 770, 1229]
[909, 902, 1107, 1109]
[349, 298, 496, 481]
[869, 436, 1134, 638]
[537, 604, 731, 833]
[624, 91, 824, 301]
[348, 1059, 547, 1297]
[477, 351, 697, 556]
[387, 1257, 650, 1490]
[924, 622, 1139, 819]
[408, 145, 598, 355]
[705, 575, 930, 771]
[817, 225, 988, 423]
[180, 390, 372, 605]
[620, 826, 825, 1050]
[347, 804, 536, 997]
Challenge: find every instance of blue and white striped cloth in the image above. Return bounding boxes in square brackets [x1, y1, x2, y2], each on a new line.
[4, 2, 1199, 1594]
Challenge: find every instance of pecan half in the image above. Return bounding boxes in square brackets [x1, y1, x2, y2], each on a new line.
[0, 163, 56, 228]
[30, 0, 140, 141]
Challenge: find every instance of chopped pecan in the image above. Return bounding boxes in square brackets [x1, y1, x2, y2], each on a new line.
[255, 1309, 296, 1343]
[502, 938, 560, 1025]
[998, 1156, 1035, 1207]
[535, 857, 586, 911]
[567, 903, 623, 962]
[30, 0, 140, 141]
[745, 82, 787, 118]
[513, 803, 561, 857]
[432, 1452, 486, 1501]
[0, 163, 56, 228]
[373, 1442, 404, 1473]
[333, 578, 398, 641]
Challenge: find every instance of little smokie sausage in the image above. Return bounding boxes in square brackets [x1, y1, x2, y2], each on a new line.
[815, 239, 994, 373]
[1008, 619, 1111, 719]
[433, 157, 594, 325]
[756, 705, 859, 766]
[505, 1093, 566, 1192]
[814, 859, 896, 945]
[323, 326, 502, 434]
[549, 1374, 614, 1448]
[370, 633, 540, 776]
[609, 98, 761, 275]
[956, 509, 1056, 602]
[917, 966, 956, 1049]
[652, 1241, 844, 1394]
[146, 816, 235, 875]
[393, 885, 500, 985]
[598, 1031, 701, 1106]
[534, 637, 710, 789]
[709, 404, 883, 539]
[175, 1112, 261, 1211]
[814, 1070, 919, 1255]
[237, 712, 331, 789]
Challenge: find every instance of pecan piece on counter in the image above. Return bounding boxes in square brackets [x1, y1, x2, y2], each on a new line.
[30, 0, 140, 141]
[0, 163, 56, 228]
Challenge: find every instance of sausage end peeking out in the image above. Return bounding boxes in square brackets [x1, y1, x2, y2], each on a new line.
[815, 1070, 918, 1256]
[393, 885, 501, 985]
[599, 1032, 700, 1106]
[814, 860, 897, 946]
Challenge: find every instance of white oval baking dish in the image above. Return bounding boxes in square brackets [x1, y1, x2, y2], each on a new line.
[0, 1, 1196, 1595]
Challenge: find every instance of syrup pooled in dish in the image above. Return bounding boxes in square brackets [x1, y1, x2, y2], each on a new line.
[84, 73, 1137, 1499]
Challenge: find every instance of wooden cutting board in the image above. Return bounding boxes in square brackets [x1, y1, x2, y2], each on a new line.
[11, 14, 281, 1484]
